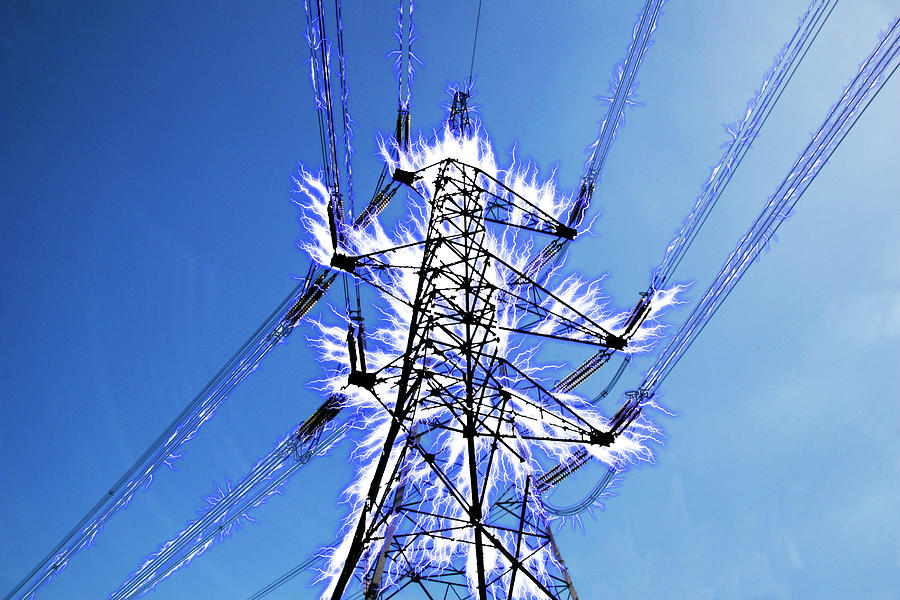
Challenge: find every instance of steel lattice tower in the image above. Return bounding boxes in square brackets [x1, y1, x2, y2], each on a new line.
[320, 146, 641, 599]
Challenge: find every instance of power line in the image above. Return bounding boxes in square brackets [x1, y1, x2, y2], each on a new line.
[467, 0, 484, 87]
[541, 16, 900, 519]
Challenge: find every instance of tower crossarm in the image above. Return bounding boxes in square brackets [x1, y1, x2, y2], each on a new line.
[490, 358, 616, 445]
[396, 159, 578, 240]
[490, 252, 626, 350]
[331, 245, 627, 351]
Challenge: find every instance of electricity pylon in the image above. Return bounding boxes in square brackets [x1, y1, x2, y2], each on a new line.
[321, 127, 650, 598]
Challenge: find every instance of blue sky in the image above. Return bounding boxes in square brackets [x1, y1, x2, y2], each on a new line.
[1, 1, 898, 599]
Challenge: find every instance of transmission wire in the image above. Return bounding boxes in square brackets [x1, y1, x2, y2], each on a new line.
[644, 26, 900, 392]
[653, 0, 837, 289]
[2, 284, 309, 600]
[467, 0, 484, 87]
[544, 2, 899, 519]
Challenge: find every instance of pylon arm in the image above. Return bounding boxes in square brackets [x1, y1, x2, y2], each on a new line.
[329, 246, 626, 351]
[491, 252, 626, 350]
[400, 160, 578, 240]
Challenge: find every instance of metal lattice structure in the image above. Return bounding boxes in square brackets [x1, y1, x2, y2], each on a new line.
[321, 154, 642, 599]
